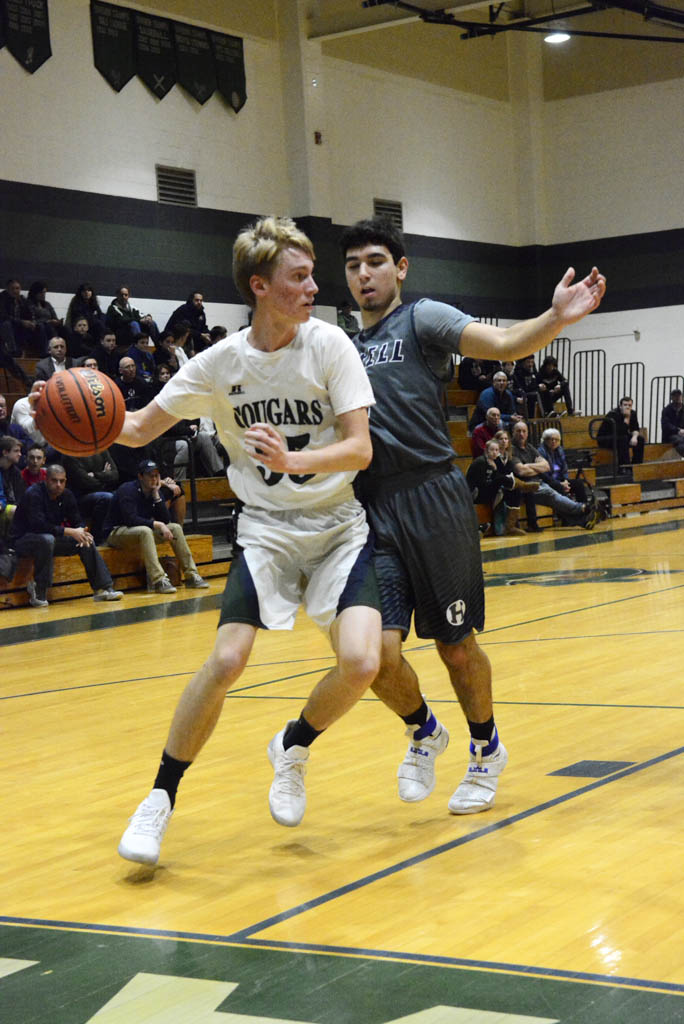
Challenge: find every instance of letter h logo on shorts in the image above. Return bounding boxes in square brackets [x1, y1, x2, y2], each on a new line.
[230, 384, 244, 395]
[446, 600, 466, 627]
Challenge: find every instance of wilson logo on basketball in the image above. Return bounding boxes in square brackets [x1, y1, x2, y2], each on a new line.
[84, 371, 107, 418]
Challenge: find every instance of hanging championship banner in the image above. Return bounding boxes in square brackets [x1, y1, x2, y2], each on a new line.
[90, 1, 135, 93]
[210, 31, 247, 113]
[173, 21, 216, 105]
[133, 10, 175, 99]
[3, 0, 52, 73]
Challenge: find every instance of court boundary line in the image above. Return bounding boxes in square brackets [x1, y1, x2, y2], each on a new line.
[0, 917, 682, 997]
[2, 514, 683, 648]
[225, 744, 684, 940]
[2, 744, 683, 998]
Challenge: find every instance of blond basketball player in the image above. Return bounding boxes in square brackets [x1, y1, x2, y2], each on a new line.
[115, 217, 382, 864]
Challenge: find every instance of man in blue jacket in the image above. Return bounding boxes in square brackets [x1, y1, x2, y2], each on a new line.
[11, 464, 123, 607]
[103, 458, 208, 594]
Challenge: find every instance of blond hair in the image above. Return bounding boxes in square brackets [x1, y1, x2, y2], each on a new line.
[232, 216, 315, 308]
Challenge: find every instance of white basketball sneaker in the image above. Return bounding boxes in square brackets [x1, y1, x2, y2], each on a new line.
[397, 719, 449, 802]
[448, 737, 508, 814]
[118, 788, 173, 865]
[267, 724, 309, 827]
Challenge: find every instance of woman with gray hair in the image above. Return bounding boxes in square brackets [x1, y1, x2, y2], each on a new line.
[537, 427, 588, 506]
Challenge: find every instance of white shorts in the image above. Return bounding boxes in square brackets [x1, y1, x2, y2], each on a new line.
[220, 499, 378, 631]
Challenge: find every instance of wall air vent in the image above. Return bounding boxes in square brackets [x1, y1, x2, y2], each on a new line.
[373, 198, 403, 230]
[156, 165, 197, 207]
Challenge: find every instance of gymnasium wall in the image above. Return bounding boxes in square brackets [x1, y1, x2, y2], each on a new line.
[0, 0, 682, 368]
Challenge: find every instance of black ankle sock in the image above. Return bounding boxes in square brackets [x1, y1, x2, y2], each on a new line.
[468, 716, 495, 743]
[401, 700, 429, 728]
[283, 714, 322, 750]
[153, 750, 192, 808]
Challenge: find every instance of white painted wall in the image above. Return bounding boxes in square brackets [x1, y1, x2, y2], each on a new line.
[542, 78, 684, 244]
[322, 58, 519, 246]
[0, 0, 289, 215]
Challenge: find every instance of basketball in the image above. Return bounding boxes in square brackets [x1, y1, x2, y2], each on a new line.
[35, 368, 126, 457]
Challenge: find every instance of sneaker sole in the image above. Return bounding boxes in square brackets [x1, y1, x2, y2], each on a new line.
[117, 841, 159, 866]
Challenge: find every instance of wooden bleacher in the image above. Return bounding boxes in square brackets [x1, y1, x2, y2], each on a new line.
[0, 533, 230, 609]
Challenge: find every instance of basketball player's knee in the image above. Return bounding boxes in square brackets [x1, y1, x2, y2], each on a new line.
[438, 632, 477, 673]
[338, 646, 380, 688]
[209, 642, 249, 686]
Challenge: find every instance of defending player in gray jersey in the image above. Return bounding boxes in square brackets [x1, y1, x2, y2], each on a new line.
[340, 217, 606, 815]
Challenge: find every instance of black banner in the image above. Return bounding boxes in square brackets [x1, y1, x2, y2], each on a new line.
[90, 1, 134, 93]
[211, 32, 247, 113]
[173, 21, 216, 105]
[3, 0, 51, 73]
[133, 11, 175, 99]
[0, 4, 5, 50]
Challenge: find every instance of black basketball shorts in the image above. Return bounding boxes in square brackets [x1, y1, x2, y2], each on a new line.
[367, 467, 485, 644]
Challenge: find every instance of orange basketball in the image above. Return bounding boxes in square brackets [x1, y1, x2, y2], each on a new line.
[35, 368, 125, 456]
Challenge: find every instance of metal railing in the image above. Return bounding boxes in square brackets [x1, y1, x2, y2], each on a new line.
[648, 375, 684, 445]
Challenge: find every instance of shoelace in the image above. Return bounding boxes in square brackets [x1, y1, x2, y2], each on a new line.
[130, 804, 168, 836]
[274, 755, 307, 795]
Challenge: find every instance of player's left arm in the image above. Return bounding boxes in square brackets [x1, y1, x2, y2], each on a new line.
[460, 267, 606, 362]
[244, 407, 372, 475]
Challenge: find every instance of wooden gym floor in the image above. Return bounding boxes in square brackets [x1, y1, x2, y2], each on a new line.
[1, 509, 684, 1022]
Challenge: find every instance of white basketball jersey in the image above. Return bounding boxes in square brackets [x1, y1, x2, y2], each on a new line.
[156, 318, 375, 511]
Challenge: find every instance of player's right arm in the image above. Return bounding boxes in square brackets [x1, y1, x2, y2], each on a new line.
[116, 399, 180, 448]
[28, 381, 180, 447]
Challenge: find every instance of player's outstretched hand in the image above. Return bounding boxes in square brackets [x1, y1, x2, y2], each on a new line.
[552, 266, 606, 326]
[28, 379, 46, 415]
[244, 422, 288, 472]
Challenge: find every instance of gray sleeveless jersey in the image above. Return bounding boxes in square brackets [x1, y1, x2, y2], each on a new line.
[354, 299, 474, 488]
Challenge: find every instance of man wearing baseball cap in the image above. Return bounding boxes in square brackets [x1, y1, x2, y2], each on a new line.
[103, 458, 208, 593]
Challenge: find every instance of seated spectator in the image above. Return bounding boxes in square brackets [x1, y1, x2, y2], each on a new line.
[0, 325, 32, 389]
[466, 438, 539, 536]
[65, 283, 106, 341]
[34, 337, 74, 381]
[0, 435, 27, 538]
[170, 322, 192, 366]
[103, 459, 207, 594]
[470, 407, 502, 457]
[164, 291, 211, 351]
[26, 281, 62, 351]
[10, 463, 123, 606]
[536, 356, 577, 416]
[152, 365, 224, 477]
[0, 393, 32, 454]
[127, 333, 156, 383]
[597, 396, 645, 470]
[458, 357, 498, 393]
[106, 286, 159, 346]
[511, 420, 596, 531]
[337, 300, 358, 338]
[501, 360, 515, 383]
[116, 356, 155, 411]
[21, 444, 47, 488]
[10, 395, 46, 446]
[536, 427, 589, 507]
[0, 278, 41, 357]
[92, 331, 121, 379]
[66, 316, 96, 358]
[153, 333, 178, 370]
[209, 325, 228, 344]
[512, 356, 540, 419]
[76, 355, 99, 369]
[62, 448, 119, 544]
[661, 388, 684, 457]
[470, 370, 523, 431]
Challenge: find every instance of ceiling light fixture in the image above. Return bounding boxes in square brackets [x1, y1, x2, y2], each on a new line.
[545, 30, 571, 42]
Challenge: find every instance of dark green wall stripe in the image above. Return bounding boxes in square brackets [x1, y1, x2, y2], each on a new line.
[2, 179, 683, 315]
